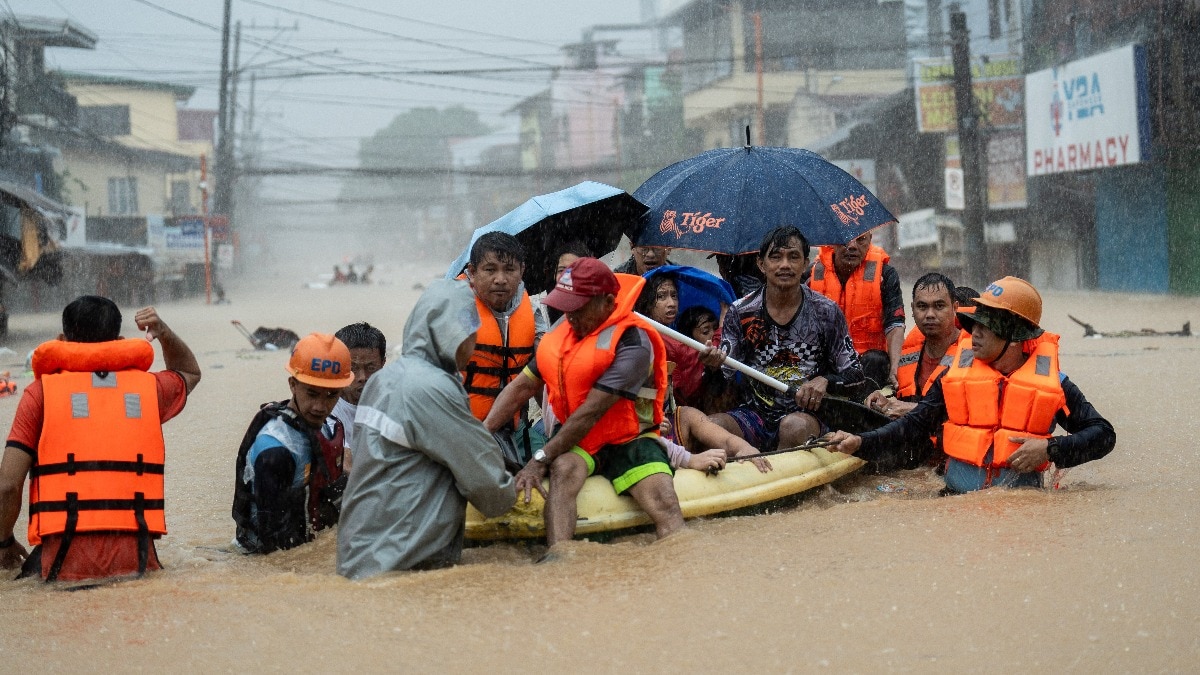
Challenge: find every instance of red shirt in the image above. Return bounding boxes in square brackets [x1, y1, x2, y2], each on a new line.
[7, 370, 188, 581]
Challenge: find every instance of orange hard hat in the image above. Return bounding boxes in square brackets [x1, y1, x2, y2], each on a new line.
[958, 276, 1043, 341]
[286, 333, 354, 388]
[975, 276, 1042, 325]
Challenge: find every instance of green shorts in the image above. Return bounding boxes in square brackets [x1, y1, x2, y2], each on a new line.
[571, 435, 673, 495]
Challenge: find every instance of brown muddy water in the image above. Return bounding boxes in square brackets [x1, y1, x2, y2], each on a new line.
[1, 262, 1197, 672]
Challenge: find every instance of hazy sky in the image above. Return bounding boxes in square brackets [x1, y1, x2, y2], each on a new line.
[9, 0, 648, 172]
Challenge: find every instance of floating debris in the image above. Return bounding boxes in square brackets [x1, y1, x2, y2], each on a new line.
[1069, 315, 1191, 338]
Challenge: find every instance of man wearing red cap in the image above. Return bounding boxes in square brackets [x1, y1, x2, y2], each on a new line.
[485, 258, 685, 548]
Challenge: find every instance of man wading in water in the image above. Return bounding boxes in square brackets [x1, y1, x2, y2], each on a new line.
[826, 276, 1116, 492]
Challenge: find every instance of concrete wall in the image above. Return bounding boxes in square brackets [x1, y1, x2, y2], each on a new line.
[67, 83, 191, 155]
[60, 145, 172, 218]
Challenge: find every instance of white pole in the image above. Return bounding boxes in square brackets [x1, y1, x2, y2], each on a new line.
[635, 312, 790, 394]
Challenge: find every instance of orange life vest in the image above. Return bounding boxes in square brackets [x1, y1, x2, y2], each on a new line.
[537, 274, 667, 455]
[809, 245, 889, 353]
[28, 339, 166, 551]
[940, 333, 1067, 468]
[895, 327, 968, 399]
[462, 292, 536, 421]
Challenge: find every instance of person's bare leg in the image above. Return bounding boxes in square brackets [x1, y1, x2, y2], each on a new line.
[777, 412, 822, 449]
[625, 473, 686, 540]
[707, 412, 744, 438]
[545, 452, 589, 547]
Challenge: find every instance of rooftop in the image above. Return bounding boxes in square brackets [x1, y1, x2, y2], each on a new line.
[59, 71, 196, 100]
[3, 15, 97, 49]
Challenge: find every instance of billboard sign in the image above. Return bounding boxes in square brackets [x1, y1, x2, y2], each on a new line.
[167, 217, 206, 250]
[897, 208, 939, 249]
[914, 54, 1023, 133]
[1025, 44, 1151, 176]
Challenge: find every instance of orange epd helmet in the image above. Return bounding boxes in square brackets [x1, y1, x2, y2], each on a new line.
[961, 276, 1044, 341]
[286, 333, 354, 388]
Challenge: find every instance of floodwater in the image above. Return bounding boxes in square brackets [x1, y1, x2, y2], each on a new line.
[1, 260, 1198, 671]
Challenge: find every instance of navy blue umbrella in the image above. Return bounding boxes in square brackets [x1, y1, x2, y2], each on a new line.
[446, 181, 646, 295]
[631, 145, 896, 254]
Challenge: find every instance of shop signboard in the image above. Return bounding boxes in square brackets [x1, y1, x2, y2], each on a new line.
[1025, 44, 1151, 176]
[914, 54, 1023, 133]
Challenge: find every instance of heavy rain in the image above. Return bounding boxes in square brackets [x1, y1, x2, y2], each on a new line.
[0, 0, 1198, 670]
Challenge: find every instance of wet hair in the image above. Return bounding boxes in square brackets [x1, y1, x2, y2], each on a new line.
[757, 226, 810, 260]
[62, 295, 122, 343]
[859, 349, 891, 392]
[912, 272, 956, 302]
[335, 322, 387, 362]
[678, 306, 718, 340]
[954, 286, 980, 307]
[554, 241, 593, 262]
[634, 274, 677, 319]
[469, 232, 525, 267]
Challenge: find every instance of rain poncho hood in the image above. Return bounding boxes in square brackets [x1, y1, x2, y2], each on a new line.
[401, 278, 483, 372]
[337, 280, 515, 579]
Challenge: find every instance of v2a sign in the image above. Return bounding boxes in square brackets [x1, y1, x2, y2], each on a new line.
[1026, 44, 1152, 176]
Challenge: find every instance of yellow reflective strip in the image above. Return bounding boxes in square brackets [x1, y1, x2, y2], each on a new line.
[611, 461, 672, 494]
[570, 446, 595, 475]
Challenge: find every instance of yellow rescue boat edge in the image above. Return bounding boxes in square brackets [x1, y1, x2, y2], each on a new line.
[465, 447, 865, 541]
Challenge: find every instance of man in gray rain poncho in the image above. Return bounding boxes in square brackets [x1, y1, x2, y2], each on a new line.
[337, 280, 516, 579]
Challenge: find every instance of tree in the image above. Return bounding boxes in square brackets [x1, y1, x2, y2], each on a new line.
[340, 105, 491, 211]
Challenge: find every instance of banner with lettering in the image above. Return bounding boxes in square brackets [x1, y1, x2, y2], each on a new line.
[1025, 44, 1151, 176]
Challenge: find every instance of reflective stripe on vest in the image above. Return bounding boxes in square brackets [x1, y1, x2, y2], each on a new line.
[940, 334, 1066, 468]
[809, 245, 889, 354]
[463, 293, 536, 421]
[31, 359, 165, 546]
[537, 274, 666, 455]
[895, 328, 968, 399]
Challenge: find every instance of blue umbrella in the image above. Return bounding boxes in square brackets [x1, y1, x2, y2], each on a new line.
[642, 265, 735, 331]
[447, 181, 646, 295]
[631, 145, 896, 253]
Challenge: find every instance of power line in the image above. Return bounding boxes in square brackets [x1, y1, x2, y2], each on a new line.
[307, 0, 561, 49]
[242, 163, 641, 178]
[237, 0, 555, 69]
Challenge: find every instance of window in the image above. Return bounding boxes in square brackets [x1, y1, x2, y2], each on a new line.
[107, 177, 139, 215]
[80, 105, 132, 136]
[170, 180, 193, 214]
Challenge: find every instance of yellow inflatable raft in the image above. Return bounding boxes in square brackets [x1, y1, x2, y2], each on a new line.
[465, 446, 864, 540]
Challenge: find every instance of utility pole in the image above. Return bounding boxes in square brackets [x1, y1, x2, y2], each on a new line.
[753, 12, 765, 146]
[950, 10, 988, 288]
[211, 0, 233, 300]
[214, 0, 233, 218]
[228, 21, 242, 181]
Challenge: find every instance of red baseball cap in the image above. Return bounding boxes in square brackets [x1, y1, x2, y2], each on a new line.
[544, 257, 620, 312]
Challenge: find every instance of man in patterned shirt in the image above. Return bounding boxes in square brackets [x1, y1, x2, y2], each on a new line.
[702, 226, 864, 450]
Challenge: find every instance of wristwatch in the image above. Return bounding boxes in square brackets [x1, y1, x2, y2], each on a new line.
[532, 449, 549, 464]
[1045, 436, 1060, 461]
